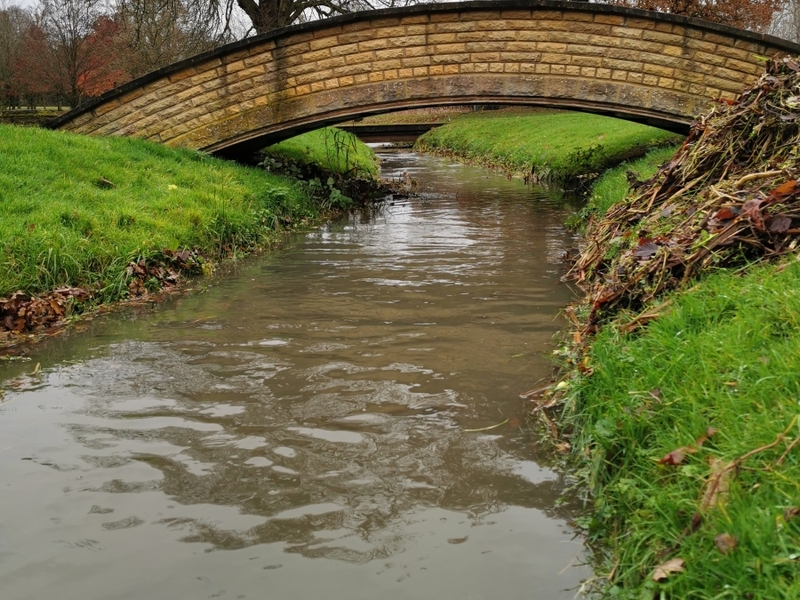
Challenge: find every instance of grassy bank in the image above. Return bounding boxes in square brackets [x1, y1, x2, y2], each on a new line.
[580, 145, 680, 222]
[553, 59, 800, 598]
[0, 124, 377, 337]
[414, 108, 681, 184]
[263, 127, 379, 177]
[562, 260, 800, 599]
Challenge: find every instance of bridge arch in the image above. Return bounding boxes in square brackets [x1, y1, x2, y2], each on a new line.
[49, 1, 800, 159]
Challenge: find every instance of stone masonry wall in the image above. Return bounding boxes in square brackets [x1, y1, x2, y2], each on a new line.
[54, 2, 794, 153]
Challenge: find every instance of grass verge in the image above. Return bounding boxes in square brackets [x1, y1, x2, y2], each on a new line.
[263, 127, 379, 177]
[575, 145, 680, 225]
[559, 260, 800, 599]
[0, 124, 377, 340]
[414, 108, 681, 184]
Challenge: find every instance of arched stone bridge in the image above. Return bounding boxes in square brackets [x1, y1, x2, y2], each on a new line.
[49, 0, 800, 159]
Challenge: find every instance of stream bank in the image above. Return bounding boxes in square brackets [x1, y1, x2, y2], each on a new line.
[414, 108, 682, 186]
[0, 125, 383, 351]
[546, 57, 800, 598]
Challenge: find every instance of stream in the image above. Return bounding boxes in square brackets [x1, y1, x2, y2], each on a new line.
[0, 150, 590, 599]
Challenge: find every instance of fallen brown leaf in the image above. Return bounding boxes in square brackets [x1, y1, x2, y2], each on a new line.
[659, 448, 687, 465]
[768, 179, 800, 201]
[714, 532, 737, 554]
[652, 557, 685, 581]
[659, 427, 717, 465]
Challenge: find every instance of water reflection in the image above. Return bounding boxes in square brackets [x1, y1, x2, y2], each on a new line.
[0, 151, 588, 600]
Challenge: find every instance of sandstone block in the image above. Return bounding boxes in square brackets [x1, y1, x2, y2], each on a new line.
[537, 42, 568, 53]
[402, 56, 432, 67]
[430, 12, 459, 22]
[715, 44, 754, 62]
[571, 55, 603, 68]
[168, 68, 195, 83]
[594, 14, 624, 25]
[330, 42, 359, 57]
[541, 52, 571, 65]
[400, 15, 428, 25]
[387, 35, 426, 47]
[642, 63, 674, 78]
[497, 9, 528, 18]
[345, 51, 374, 65]
[339, 31, 375, 44]
[309, 36, 338, 51]
[374, 58, 404, 70]
[432, 53, 470, 65]
[611, 26, 643, 39]
[317, 57, 346, 70]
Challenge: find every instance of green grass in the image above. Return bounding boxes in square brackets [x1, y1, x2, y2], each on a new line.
[582, 145, 680, 221]
[414, 109, 682, 183]
[264, 127, 379, 177]
[563, 261, 800, 598]
[0, 124, 373, 302]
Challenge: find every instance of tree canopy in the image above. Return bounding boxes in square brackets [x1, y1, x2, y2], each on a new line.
[611, 0, 780, 32]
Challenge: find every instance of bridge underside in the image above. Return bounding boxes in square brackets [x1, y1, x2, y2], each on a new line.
[49, 1, 799, 160]
[213, 92, 694, 161]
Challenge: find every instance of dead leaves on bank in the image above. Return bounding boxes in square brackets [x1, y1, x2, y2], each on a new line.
[0, 248, 204, 340]
[567, 56, 800, 332]
[124, 248, 203, 298]
[0, 287, 88, 337]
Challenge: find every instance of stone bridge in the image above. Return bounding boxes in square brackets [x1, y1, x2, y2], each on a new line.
[48, 0, 800, 159]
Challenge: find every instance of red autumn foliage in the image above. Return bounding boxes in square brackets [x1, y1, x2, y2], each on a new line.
[611, 0, 779, 32]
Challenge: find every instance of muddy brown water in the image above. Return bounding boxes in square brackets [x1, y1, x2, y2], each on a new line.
[0, 151, 590, 599]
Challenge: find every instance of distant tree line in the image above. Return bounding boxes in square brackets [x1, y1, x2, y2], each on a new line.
[0, 0, 795, 111]
[0, 0, 237, 109]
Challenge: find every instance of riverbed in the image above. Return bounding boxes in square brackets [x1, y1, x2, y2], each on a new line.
[0, 151, 589, 599]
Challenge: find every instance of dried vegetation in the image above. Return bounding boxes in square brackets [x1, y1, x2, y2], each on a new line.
[568, 56, 800, 333]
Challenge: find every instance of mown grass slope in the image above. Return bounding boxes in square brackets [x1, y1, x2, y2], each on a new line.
[0, 125, 373, 302]
[264, 128, 379, 177]
[415, 109, 681, 183]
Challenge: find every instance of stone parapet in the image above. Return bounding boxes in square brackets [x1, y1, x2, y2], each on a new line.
[49, 1, 800, 155]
